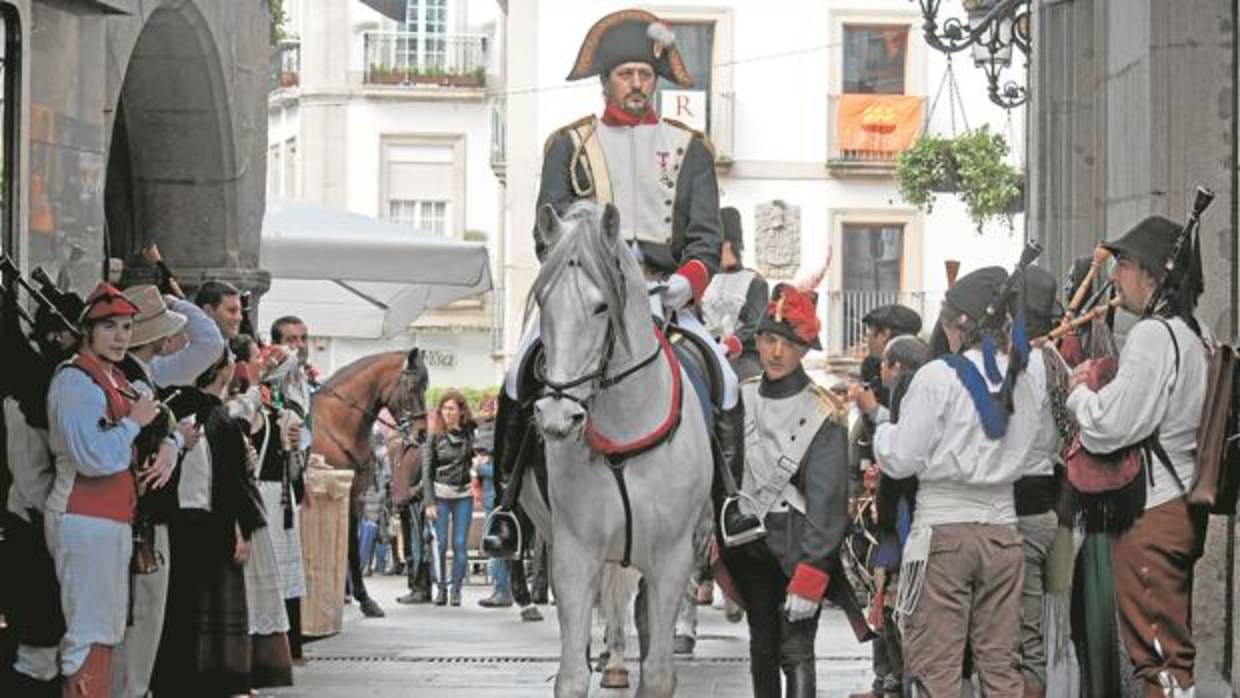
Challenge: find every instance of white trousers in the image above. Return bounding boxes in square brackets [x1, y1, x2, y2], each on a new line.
[47, 512, 131, 676]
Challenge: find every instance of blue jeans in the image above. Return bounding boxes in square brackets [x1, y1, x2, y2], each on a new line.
[434, 496, 473, 592]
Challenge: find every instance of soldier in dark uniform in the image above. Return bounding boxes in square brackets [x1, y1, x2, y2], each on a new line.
[484, 8, 759, 558]
[721, 284, 863, 698]
[702, 207, 769, 382]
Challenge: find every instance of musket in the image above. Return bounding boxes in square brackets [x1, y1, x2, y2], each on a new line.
[0, 254, 74, 332]
[1144, 186, 1214, 316]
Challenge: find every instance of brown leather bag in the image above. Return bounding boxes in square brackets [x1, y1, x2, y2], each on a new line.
[1189, 342, 1239, 513]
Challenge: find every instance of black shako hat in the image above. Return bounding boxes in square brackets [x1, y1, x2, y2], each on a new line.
[862, 304, 922, 336]
[566, 9, 694, 87]
[1100, 215, 1180, 277]
[944, 266, 1009, 323]
[757, 283, 822, 350]
[721, 207, 743, 253]
[1020, 266, 1061, 338]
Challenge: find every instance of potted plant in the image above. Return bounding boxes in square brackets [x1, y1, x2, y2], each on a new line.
[896, 126, 1024, 232]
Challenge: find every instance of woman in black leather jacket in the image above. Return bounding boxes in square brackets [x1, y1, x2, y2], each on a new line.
[422, 391, 475, 606]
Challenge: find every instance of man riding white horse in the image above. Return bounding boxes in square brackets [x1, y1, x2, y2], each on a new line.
[483, 8, 760, 557]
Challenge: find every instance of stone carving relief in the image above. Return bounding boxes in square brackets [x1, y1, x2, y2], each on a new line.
[754, 200, 801, 280]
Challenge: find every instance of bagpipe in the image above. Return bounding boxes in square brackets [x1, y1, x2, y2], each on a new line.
[1054, 187, 1217, 531]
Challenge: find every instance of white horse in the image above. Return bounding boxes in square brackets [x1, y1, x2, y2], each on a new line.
[525, 200, 713, 698]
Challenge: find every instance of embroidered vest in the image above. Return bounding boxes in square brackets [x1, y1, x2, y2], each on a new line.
[64, 353, 136, 524]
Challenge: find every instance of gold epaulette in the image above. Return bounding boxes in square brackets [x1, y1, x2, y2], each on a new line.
[543, 115, 597, 157]
[807, 382, 847, 425]
[663, 117, 716, 159]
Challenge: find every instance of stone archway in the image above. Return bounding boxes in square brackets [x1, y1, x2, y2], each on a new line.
[104, 0, 269, 295]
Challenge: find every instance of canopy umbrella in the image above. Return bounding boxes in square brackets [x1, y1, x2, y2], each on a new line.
[357, 0, 406, 22]
[259, 198, 492, 339]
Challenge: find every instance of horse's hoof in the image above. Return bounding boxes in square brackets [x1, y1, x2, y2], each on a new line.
[359, 598, 386, 618]
[600, 667, 629, 689]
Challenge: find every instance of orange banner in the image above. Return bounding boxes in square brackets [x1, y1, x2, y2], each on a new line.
[836, 94, 923, 156]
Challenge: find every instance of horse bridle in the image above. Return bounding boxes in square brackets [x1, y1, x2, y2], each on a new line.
[315, 364, 426, 444]
[535, 319, 664, 406]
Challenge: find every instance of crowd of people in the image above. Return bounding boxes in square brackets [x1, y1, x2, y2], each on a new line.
[1, 256, 319, 697]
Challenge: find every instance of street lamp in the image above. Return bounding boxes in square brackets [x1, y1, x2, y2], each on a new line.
[911, 0, 1030, 109]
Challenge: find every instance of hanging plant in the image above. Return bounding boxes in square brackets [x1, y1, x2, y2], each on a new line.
[896, 126, 1024, 232]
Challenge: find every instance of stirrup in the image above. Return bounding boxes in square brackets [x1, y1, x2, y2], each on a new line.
[720, 492, 766, 548]
[479, 508, 523, 559]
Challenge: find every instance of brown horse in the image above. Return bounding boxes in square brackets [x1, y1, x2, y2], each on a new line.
[310, 347, 429, 616]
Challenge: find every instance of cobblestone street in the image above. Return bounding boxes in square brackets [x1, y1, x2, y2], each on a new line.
[270, 575, 873, 697]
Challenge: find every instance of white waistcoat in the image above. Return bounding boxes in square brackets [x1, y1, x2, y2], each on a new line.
[740, 380, 831, 517]
[593, 120, 692, 247]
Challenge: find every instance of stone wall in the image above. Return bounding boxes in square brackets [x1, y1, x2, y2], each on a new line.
[1030, 0, 1238, 690]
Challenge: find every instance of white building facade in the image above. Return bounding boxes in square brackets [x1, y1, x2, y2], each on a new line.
[495, 0, 1026, 371]
[267, 0, 502, 388]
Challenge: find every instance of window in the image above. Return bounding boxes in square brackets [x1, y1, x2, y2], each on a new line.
[842, 223, 904, 291]
[381, 136, 462, 237]
[843, 25, 908, 94]
[401, 0, 447, 72]
[389, 199, 448, 235]
[654, 21, 714, 132]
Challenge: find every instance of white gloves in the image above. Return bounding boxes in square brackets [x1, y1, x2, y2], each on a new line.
[784, 593, 819, 622]
[661, 273, 693, 310]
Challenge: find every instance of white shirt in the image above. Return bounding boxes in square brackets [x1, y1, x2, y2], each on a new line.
[1022, 348, 1063, 478]
[1066, 316, 1207, 510]
[4, 398, 53, 520]
[873, 347, 1048, 526]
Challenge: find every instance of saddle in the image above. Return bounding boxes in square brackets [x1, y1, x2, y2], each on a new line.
[665, 323, 725, 425]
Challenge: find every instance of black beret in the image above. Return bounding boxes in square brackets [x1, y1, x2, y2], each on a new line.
[1100, 215, 1180, 277]
[1020, 266, 1061, 337]
[862, 304, 922, 336]
[944, 266, 1008, 323]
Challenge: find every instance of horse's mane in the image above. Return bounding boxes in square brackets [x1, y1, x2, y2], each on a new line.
[526, 200, 636, 349]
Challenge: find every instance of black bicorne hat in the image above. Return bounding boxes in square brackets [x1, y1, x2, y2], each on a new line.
[566, 9, 694, 87]
[757, 283, 822, 351]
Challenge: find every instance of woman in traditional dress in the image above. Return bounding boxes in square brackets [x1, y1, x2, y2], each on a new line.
[152, 350, 267, 697]
[226, 341, 294, 688]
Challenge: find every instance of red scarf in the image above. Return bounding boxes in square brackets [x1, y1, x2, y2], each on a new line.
[601, 103, 658, 127]
[65, 351, 136, 523]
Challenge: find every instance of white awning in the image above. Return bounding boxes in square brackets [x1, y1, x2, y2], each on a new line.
[258, 198, 492, 340]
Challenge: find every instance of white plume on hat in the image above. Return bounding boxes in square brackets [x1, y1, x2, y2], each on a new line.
[647, 21, 675, 49]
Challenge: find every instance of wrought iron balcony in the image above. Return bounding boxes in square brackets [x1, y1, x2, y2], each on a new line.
[363, 31, 487, 88]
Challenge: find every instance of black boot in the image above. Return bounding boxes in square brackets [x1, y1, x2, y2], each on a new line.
[782, 660, 816, 698]
[482, 392, 530, 559]
[715, 401, 764, 547]
[750, 652, 782, 698]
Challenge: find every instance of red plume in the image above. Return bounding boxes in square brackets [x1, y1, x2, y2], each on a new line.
[768, 287, 820, 345]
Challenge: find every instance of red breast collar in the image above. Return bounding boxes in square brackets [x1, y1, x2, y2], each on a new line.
[584, 327, 682, 462]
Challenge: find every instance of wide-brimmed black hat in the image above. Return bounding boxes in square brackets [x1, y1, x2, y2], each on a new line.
[944, 267, 1008, 323]
[1020, 266, 1061, 337]
[757, 283, 822, 350]
[1100, 215, 1180, 276]
[566, 9, 694, 87]
[862, 304, 922, 337]
[721, 207, 743, 253]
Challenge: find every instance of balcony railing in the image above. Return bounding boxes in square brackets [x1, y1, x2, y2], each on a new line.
[821, 290, 943, 357]
[272, 38, 300, 90]
[363, 31, 487, 88]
